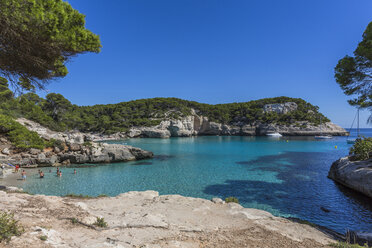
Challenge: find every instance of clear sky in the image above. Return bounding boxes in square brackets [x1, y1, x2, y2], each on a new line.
[37, 0, 372, 128]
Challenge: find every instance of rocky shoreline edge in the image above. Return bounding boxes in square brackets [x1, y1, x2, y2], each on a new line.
[0, 141, 153, 168]
[0, 188, 340, 248]
[0, 118, 154, 168]
[328, 156, 372, 199]
[17, 116, 348, 141]
[0, 117, 347, 168]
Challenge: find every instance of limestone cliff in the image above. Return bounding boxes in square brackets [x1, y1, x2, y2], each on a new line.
[0, 119, 153, 167]
[127, 114, 348, 138]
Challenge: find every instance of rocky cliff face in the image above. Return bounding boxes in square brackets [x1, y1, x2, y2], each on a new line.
[127, 115, 348, 138]
[328, 157, 372, 198]
[263, 102, 298, 114]
[0, 119, 153, 167]
[16, 118, 126, 143]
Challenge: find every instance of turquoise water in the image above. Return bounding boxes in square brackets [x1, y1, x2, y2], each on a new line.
[15, 129, 372, 233]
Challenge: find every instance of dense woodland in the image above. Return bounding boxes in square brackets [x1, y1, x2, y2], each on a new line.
[0, 77, 328, 138]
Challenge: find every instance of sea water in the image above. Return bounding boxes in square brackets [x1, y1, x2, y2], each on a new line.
[12, 129, 372, 233]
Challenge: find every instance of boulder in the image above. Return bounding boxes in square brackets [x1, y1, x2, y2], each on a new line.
[69, 143, 81, 152]
[142, 129, 171, 138]
[128, 146, 154, 160]
[328, 157, 372, 198]
[61, 159, 71, 165]
[37, 153, 46, 160]
[1, 148, 10, 155]
[127, 129, 142, 138]
[211, 198, 225, 204]
[30, 148, 41, 155]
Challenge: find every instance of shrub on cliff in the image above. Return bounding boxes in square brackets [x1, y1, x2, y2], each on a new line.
[349, 137, 372, 161]
[0, 211, 23, 243]
[0, 114, 45, 149]
[225, 197, 239, 204]
[94, 217, 108, 228]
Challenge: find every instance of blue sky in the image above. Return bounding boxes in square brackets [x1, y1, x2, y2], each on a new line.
[37, 0, 372, 127]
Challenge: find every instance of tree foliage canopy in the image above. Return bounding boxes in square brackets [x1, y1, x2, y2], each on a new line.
[0, 0, 101, 89]
[335, 22, 372, 109]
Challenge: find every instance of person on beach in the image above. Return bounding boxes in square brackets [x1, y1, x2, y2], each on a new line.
[15, 165, 19, 172]
[21, 170, 26, 180]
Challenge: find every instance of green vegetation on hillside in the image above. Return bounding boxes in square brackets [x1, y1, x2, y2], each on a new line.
[0, 77, 328, 135]
[0, 114, 45, 150]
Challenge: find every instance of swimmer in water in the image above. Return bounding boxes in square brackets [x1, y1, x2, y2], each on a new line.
[21, 170, 26, 180]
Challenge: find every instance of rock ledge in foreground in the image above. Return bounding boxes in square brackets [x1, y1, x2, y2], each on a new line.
[0, 190, 335, 248]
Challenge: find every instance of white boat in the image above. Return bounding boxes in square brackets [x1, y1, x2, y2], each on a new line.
[315, 116, 332, 139]
[266, 132, 282, 137]
[314, 135, 332, 139]
[346, 138, 356, 144]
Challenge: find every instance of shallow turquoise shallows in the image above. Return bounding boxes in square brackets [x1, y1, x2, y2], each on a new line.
[16, 129, 372, 233]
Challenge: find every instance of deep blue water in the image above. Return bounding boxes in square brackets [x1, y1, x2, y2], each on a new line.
[14, 128, 372, 233]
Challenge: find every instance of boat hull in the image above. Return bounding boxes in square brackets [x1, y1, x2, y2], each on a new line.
[314, 136, 332, 139]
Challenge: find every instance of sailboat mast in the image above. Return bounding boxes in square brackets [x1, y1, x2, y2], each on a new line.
[357, 108, 360, 137]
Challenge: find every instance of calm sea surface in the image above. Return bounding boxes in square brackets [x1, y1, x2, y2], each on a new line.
[12, 128, 372, 233]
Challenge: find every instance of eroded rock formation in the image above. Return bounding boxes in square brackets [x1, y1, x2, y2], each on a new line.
[127, 116, 348, 138]
[328, 156, 372, 198]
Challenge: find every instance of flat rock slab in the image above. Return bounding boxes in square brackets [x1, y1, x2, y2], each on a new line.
[0, 190, 335, 248]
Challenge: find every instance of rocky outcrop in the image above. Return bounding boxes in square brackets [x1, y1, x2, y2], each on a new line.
[125, 103, 347, 138]
[328, 157, 372, 198]
[16, 118, 125, 143]
[256, 122, 347, 136]
[0, 142, 153, 167]
[0, 119, 153, 167]
[128, 116, 348, 138]
[264, 102, 298, 114]
[0, 190, 335, 248]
